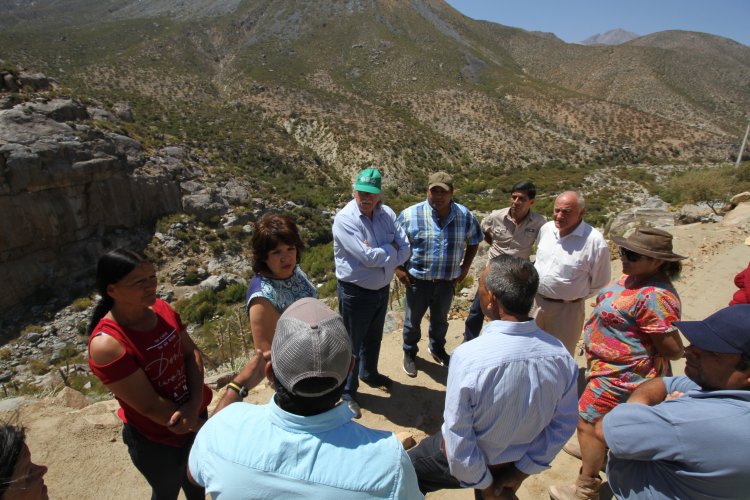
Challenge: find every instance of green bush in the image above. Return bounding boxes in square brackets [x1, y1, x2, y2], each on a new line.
[219, 283, 246, 304]
[175, 290, 218, 324]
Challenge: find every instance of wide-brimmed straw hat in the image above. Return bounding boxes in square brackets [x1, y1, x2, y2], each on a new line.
[611, 227, 687, 261]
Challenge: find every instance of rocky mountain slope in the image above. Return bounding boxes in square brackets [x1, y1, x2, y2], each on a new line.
[0, 0, 747, 183]
[0, 1, 748, 327]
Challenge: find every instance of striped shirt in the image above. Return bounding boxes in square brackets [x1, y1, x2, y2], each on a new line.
[397, 200, 483, 281]
[442, 320, 578, 489]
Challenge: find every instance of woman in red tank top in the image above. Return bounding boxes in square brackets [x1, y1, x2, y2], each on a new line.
[87, 249, 211, 500]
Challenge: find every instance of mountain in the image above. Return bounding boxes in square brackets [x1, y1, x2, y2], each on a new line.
[582, 28, 639, 46]
[0, 1, 749, 269]
[1, 2, 747, 184]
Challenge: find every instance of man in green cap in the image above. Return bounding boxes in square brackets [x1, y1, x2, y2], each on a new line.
[332, 167, 411, 418]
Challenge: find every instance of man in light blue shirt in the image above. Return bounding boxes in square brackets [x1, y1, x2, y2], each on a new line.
[593, 305, 750, 500]
[189, 298, 422, 499]
[333, 167, 411, 418]
[408, 255, 578, 499]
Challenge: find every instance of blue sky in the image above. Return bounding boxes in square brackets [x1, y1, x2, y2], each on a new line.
[445, 0, 750, 47]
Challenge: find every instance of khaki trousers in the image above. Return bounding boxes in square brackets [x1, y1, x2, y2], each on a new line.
[533, 294, 585, 356]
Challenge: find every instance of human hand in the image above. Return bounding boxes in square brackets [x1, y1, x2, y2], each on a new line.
[233, 349, 268, 390]
[453, 268, 469, 287]
[363, 239, 372, 248]
[665, 391, 684, 401]
[167, 407, 200, 434]
[486, 465, 527, 498]
[395, 267, 414, 286]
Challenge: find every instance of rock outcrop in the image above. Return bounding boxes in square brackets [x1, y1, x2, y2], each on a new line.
[0, 97, 183, 314]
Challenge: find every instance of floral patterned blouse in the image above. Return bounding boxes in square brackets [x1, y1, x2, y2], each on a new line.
[244, 265, 318, 314]
[583, 274, 681, 400]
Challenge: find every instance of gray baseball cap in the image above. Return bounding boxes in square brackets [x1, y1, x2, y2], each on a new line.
[271, 298, 352, 397]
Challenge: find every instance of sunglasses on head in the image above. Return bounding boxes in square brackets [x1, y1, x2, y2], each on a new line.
[619, 247, 645, 262]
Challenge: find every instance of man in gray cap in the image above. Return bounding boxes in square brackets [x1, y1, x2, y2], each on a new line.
[188, 298, 422, 499]
[586, 305, 750, 499]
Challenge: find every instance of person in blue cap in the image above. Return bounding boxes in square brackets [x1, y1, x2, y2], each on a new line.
[591, 305, 750, 500]
[332, 167, 411, 418]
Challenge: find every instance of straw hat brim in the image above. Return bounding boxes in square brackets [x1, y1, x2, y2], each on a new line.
[611, 235, 687, 261]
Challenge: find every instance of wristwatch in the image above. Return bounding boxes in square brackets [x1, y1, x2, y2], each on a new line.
[226, 382, 249, 398]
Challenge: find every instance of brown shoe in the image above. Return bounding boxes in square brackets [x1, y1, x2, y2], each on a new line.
[549, 472, 602, 500]
[562, 439, 582, 459]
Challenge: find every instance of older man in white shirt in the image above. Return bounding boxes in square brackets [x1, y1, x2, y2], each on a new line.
[534, 191, 610, 355]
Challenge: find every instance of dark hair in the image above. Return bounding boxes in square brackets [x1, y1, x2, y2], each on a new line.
[87, 249, 149, 334]
[661, 260, 682, 280]
[0, 425, 26, 498]
[251, 214, 305, 275]
[484, 254, 539, 316]
[272, 370, 346, 416]
[736, 353, 750, 372]
[511, 181, 537, 199]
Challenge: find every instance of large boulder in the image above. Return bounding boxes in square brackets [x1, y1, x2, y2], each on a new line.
[721, 202, 750, 227]
[605, 198, 675, 237]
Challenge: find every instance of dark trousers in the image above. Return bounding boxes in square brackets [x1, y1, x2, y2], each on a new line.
[402, 279, 454, 353]
[408, 431, 461, 494]
[337, 281, 390, 397]
[463, 291, 485, 342]
[122, 423, 205, 500]
[409, 430, 518, 500]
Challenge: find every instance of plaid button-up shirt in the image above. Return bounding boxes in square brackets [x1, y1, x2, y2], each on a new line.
[397, 200, 483, 281]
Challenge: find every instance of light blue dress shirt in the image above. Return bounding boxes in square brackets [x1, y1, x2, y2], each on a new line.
[333, 199, 411, 290]
[189, 397, 423, 499]
[442, 320, 578, 489]
[604, 376, 750, 499]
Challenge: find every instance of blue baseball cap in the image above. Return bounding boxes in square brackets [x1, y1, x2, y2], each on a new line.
[674, 305, 750, 356]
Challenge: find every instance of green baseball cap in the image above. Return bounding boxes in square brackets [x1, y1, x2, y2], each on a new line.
[354, 168, 382, 194]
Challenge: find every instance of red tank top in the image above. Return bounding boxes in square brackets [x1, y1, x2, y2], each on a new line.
[88, 299, 212, 447]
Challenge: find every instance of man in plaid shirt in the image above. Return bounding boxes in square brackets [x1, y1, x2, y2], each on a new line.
[396, 171, 483, 378]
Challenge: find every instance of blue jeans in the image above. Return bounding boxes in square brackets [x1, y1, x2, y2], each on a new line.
[122, 423, 205, 500]
[402, 279, 454, 354]
[463, 292, 485, 342]
[337, 281, 390, 397]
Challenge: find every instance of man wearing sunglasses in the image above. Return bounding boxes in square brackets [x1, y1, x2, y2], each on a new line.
[533, 191, 611, 355]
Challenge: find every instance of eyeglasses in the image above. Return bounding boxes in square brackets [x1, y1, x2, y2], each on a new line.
[619, 247, 645, 262]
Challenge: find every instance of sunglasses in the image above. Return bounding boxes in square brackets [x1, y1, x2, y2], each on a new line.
[619, 247, 645, 262]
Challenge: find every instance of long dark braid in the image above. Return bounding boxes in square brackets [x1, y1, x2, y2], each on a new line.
[87, 249, 148, 334]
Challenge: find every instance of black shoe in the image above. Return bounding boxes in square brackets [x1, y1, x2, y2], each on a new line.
[360, 373, 393, 389]
[429, 347, 450, 367]
[403, 351, 417, 377]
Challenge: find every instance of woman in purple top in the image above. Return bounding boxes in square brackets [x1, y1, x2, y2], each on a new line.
[244, 214, 317, 353]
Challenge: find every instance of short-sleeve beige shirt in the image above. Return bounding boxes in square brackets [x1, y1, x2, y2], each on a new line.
[481, 207, 546, 260]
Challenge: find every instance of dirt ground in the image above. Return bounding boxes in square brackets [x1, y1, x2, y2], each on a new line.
[2, 221, 747, 499]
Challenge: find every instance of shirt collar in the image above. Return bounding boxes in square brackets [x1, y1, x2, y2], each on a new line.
[483, 319, 539, 336]
[267, 395, 354, 433]
[553, 220, 587, 240]
[686, 388, 750, 402]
